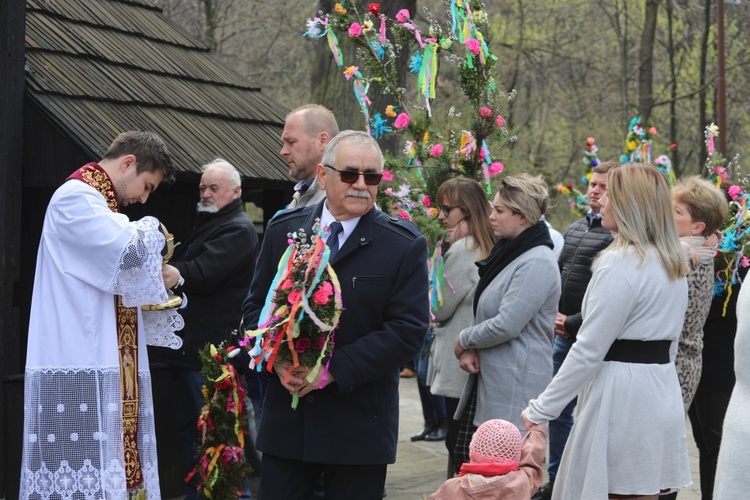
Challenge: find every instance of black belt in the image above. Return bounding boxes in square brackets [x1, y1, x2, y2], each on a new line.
[604, 339, 671, 364]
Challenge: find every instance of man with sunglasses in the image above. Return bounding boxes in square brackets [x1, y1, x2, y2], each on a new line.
[243, 130, 430, 499]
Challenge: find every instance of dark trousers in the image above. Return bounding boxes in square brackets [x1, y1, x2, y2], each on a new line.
[415, 333, 446, 422]
[259, 453, 387, 500]
[687, 389, 733, 500]
[445, 397, 460, 477]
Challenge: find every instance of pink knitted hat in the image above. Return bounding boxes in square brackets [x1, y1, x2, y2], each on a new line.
[469, 419, 522, 465]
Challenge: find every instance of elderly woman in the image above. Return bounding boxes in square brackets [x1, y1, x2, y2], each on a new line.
[452, 173, 561, 472]
[427, 177, 497, 475]
[525, 163, 691, 499]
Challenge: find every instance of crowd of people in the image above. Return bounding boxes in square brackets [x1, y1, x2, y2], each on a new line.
[17, 104, 750, 500]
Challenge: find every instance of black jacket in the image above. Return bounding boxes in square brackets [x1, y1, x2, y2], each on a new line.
[558, 216, 613, 338]
[242, 201, 429, 465]
[151, 198, 258, 369]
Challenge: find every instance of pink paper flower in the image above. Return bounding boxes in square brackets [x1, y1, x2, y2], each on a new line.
[649, 127, 658, 135]
[396, 9, 410, 23]
[382, 169, 394, 181]
[398, 209, 411, 221]
[281, 279, 294, 290]
[495, 115, 505, 128]
[728, 184, 742, 200]
[466, 38, 481, 55]
[344, 66, 359, 80]
[430, 144, 444, 157]
[488, 162, 505, 175]
[287, 289, 301, 305]
[394, 113, 410, 129]
[294, 337, 311, 354]
[478, 107, 492, 119]
[741, 255, 750, 268]
[312, 281, 333, 305]
[422, 195, 431, 207]
[587, 137, 596, 145]
[348, 22, 362, 37]
[479, 148, 486, 161]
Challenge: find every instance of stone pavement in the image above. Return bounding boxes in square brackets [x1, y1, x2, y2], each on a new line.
[174, 377, 704, 499]
[386, 376, 703, 499]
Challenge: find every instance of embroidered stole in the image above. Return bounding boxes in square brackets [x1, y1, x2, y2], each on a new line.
[68, 163, 145, 493]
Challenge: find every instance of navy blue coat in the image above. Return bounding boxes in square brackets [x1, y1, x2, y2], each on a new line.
[242, 201, 429, 464]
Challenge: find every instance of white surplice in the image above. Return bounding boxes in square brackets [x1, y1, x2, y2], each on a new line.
[20, 179, 183, 499]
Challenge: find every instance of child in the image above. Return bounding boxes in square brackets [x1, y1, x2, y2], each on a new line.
[431, 416, 547, 499]
[672, 176, 727, 413]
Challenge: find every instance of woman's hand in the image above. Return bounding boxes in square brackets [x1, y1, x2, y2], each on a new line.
[447, 218, 469, 243]
[458, 349, 480, 373]
[453, 336, 466, 358]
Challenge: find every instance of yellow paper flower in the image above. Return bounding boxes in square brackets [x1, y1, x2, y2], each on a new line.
[363, 20, 374, 32]
[423, 132, 429, 143]
[429, 207, 438, 217]
[627, 139, 638, 151]
[385, 105, 397, 117]
[334, 3, 347, 14]
[561, 187, 571, 196]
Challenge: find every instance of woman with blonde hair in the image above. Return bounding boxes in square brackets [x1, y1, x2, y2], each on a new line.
[452, 173, 561, 475]
[426, 177, 496, 474]
[525, 163, 691, 499]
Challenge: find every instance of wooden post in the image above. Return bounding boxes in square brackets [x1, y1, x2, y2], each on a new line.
[0, 0, 25, 496]
[717, 0, 727, 155]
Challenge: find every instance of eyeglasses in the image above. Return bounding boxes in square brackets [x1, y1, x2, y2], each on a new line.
[324, 165, 383, 186]
[437, 204, 460, 215]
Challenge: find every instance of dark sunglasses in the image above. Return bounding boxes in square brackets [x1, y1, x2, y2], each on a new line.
[437, 204, 459, 215]
[324, 164, 383, 186]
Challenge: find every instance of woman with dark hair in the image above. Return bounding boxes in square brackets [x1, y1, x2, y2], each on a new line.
[525, 163, 691, 499]
[452, 173, 561, 474]
[426, 177, 496, 474]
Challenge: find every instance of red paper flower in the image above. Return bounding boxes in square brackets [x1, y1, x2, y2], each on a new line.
[295, 337, 311, 354]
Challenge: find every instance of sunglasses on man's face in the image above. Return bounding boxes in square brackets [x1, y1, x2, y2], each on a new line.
[324, 165, 383, 186]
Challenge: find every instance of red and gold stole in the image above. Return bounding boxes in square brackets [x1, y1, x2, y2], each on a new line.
[68, 163, 145, 493]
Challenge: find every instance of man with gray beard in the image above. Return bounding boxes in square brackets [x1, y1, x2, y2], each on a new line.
[154, 158, 258, 499]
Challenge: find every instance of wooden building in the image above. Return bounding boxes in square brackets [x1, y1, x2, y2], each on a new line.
[1, 0, 296, 496]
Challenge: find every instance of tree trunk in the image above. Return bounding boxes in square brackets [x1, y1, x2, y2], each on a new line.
[698, 0, 711, 169]
[312, 0, 416, 155]
[638, 0, 659, 125]
[666, 0, 680, 176]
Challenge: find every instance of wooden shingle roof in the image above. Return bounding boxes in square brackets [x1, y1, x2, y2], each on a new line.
[25, 0, 291, 183]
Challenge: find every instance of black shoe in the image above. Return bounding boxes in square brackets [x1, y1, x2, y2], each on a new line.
[424, 423, 447, 442]
[532, 479, 554, 500]
[411, 420, 437, 441]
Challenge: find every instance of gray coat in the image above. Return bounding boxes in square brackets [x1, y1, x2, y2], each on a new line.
[427, 236, 482, 399]
[456, 245, 561, 432]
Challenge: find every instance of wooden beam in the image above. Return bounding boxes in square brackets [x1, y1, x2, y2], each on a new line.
[0, 0, 25, 496]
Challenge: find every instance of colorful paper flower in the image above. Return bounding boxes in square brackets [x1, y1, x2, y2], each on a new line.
[409, 51, 422, 73]
[334, 3, 347, 14]
[466, 38, 481, 55]
[495, 115, 505, 128]
[382, 169, 394, 182]
[343, 66, 359, 80]
[385, 105, 397, 118]
[728, 185, 742, 200]
[368, 3, 380, 17]
[313, 281, 334, 306]
[488, 162, 504, 175]
[478, 107, 492, 119]
[430, 144, 444, 157]
[348, 23, 362, 38]
[422, 195, 432, 207]
[396, 9, 410, 23]
[294, 337, 311, 354]
[394, 113, 411, 129]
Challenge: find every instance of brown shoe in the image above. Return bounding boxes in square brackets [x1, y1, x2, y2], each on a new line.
[399, 368, 415, 378]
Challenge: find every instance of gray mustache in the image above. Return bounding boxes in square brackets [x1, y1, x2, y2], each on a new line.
[345, 190, 371, 199]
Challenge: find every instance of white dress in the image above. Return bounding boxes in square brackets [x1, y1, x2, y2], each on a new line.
[526, 247, 691, 499]
[20, 179, 182, 499]
[714, 281, 750, 499]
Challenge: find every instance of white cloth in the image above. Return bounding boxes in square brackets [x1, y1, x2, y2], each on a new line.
[20, 180, 180, 499]
[714, 281, 750, 499]
[543, 219, 565, 259]
[526, 247, 691, 499]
